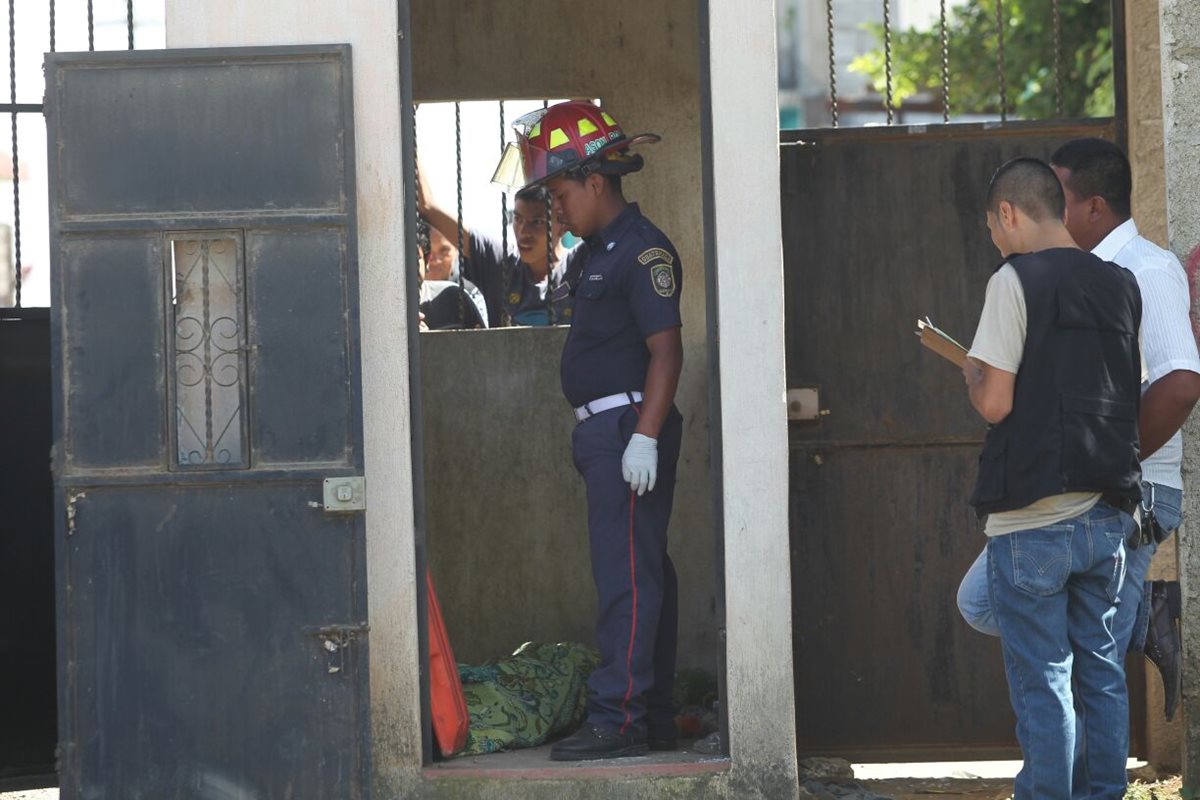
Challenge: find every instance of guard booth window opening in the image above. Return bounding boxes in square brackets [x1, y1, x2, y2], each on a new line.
[413, 99, 600, 332]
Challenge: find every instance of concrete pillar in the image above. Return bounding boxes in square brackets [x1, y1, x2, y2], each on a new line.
[1124, 0, 1181, 770]
[1158, 0, 1200, 785]
[704, 0, 802, 795]
[163, 1, 424, 795]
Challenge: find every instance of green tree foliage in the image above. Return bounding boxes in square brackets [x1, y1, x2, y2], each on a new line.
[849, 0, 1113, 119]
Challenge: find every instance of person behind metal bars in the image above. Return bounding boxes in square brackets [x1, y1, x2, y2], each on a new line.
[492, 100, 684, 760]
[956, 139, 1200, 730]
[963, 156, 1143, 800]
[418, 158, 584, 327]
[415, 217, 486, 330]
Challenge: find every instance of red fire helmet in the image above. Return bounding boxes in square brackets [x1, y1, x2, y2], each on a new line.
[492, 100, 660, 191]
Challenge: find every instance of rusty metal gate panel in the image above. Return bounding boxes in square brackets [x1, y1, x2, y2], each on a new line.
[45, 46, 370, 798]
[781, 119, 1147, 760]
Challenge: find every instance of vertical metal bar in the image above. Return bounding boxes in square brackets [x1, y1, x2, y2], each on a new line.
[1051, 0, 1062, 118]
[8, 0, 20, 307]
[826, 0, 838, 127]
[454, 101, 467, 327]
[49, 0, 56, 53]
[995, 0, 1007, 121]
[87, 0, 94, 51]
[498, 100, 511, 327]
[1110, 0, 1129, 150]
[543, 99, 552, 323]
[127, 0, 135, 50]
[499, 101, 508, 263]
[882, 0, 895, 124]
[940, 0, 950, 123]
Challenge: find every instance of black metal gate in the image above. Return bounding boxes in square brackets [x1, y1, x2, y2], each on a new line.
[781, 118, 1142, 760]
[46, 46, 371, 798]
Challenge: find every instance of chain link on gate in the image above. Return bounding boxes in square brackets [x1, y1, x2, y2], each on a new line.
[995, 0, 1008, 121]
[882, 0, 894, 125]
[9, 0, 22, 308]
[498, 101, 513, 327]
[1051, 0, 1063, 119]
[826, 0, 838, 127]
[939, 0, 950, 123]
[454, 101, 468, 328]
[542, 100, 555, 325]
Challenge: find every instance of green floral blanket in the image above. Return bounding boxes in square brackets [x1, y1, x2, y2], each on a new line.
[455, 641, 599, 757]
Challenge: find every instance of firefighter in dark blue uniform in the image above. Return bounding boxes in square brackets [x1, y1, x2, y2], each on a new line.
[494, 101, 684, 760]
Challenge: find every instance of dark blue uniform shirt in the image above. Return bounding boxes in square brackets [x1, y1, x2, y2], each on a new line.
[465, 232, 584, 326]
[560, 203, 683, 408]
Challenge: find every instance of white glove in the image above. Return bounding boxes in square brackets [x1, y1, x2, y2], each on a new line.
[622, 433, 658, 496]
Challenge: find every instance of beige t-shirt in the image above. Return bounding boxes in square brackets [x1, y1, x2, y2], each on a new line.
[968, 263, 1143, 536]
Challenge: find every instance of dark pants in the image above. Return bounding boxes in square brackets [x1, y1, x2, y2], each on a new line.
[571, 403, 682, 738]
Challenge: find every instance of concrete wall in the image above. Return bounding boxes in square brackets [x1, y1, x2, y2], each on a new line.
[1159, 0, 1200, 786]
[163, 1, 423, 793]
[413, 0, 718, 672]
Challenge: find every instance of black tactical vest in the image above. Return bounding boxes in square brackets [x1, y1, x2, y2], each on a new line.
[970, 248, 1143, 517]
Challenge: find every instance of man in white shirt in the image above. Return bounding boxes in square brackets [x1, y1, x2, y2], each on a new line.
[957, 139, 1200, 720]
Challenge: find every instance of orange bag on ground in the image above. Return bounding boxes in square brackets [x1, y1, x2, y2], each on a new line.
[427, 570, 469, 757]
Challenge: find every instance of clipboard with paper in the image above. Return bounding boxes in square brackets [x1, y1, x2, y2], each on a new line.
[915, 317, 969, 368]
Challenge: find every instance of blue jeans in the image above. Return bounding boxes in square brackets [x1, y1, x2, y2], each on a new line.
[988, 503, 1135, 800]
[958, 483, 1183, 645]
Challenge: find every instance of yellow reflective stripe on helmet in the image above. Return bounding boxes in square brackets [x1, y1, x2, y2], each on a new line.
[548, 128, 569, 149]
[601, 112, 617, 127]
[578, 118, 599, 136]
[529, 122, 542, 139]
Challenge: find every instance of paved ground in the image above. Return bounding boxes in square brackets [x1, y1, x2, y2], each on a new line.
[3, 770, 1184, 799]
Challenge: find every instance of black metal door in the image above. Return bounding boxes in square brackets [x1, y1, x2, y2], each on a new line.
[45, 46, 369, 799]
[781, 120, 1142, 760]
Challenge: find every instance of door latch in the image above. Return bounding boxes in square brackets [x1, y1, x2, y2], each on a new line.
[308, 622, 369, 675]
[323, 477, 366, 512]
[787, 387, 831, 421]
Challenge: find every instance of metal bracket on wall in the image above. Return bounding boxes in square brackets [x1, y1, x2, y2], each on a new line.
[322, 477, 366, 512]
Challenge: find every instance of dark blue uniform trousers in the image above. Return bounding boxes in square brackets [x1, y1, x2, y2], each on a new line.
[571, 403, 682, 738]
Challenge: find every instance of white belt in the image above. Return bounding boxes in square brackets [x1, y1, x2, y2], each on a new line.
[574, 391, 643, 423]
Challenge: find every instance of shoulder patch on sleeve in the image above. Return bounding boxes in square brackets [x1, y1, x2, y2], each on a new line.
[650, 263, 676, 298]
[638, 247, 674, 266]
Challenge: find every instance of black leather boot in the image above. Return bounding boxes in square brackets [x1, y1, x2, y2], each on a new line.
[1143, 580, 1183, 721]
[549, 723, 647, 761]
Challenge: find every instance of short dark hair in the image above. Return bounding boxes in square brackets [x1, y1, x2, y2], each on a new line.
[986, 157, 1066, 222]
[515, 185, 549, 208]
[1049, 137, 1132, 219]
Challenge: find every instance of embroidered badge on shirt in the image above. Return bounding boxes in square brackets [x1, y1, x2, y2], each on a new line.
[508, 292, 522, 305]
[638, 247, 674, 266]
[650, 264, 676, 298]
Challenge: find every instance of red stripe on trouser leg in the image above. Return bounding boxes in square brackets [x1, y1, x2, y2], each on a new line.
[620, 488, 638, 734]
